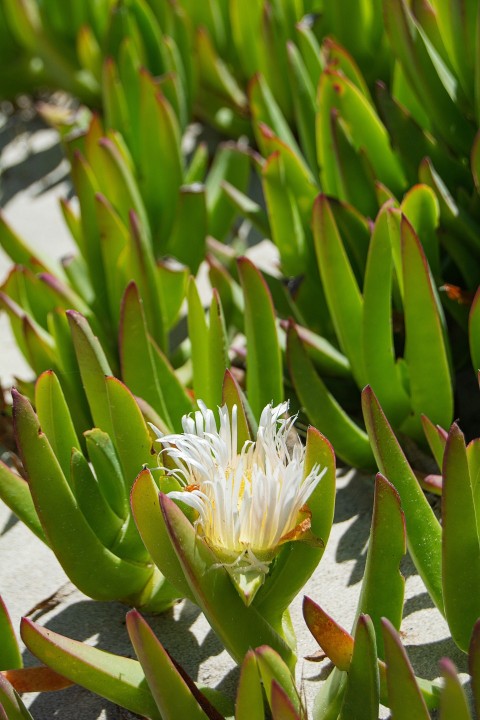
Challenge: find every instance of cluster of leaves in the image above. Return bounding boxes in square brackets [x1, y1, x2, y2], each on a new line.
[1, 0, 480, 718]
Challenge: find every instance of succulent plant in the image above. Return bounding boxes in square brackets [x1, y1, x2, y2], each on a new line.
[362, 384, 480, 655]
[20, 607, 307, 720]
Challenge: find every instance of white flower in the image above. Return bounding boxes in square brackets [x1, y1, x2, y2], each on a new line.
[152, 401, 326, 602]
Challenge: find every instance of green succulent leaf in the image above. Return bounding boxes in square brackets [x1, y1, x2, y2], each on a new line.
[362, 386, 443, 613]
[126, 610, 214, 719]
[401, 217, 453, 436]
[20, 618, 161, 719]
[312, 194, 365, 387]
[421, 415, 447, 471]
[206, 142, 250, 241]
[442, 423, 480, 652]
[317, 70, 406, 196]
[13, 390, 152, 602]
[138, 69, 182, 252]
[35, 370, 81, 482]
[0, 674, 33, 720]
[340, 615, 379, 720]
[70, 448, 123, 549]
[238, 257, 283, 420]
[357, 475, 405, 658]
[67, 310, 114, 435]
[235, 650, 264, 720]
[0, 461, 45, 542]
[166, 186, 207, 275]
[130, 468, 193, 602]
[255, 646, 301, 717]
[382, 619, 431, 720]
[469, 288, 480, 373]
[469, 619, 480, 716]
[439, 658, 471, 720]
[383, 0, 475, 155]
[362, 206, 410, 427]
[119, 282, 172, 429]
[0, 597, 21, 671]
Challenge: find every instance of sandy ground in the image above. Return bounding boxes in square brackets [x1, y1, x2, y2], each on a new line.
[0, 113, 467, 719]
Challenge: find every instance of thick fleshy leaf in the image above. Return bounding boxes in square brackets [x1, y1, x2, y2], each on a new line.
[249, 73, 302, 161]
[221, 370, 253, 450]
[84, 429, 127, 519]
[95, 192, 129, 330]
[47, 308, 93, 437]
[131, 469, 191, 603]
[166, 186, 207, 274]
[287, 323, 374, 469]
[207, 290, 230, 410]
[71, 150, 109, 312]
[311, 667, 346, 720]
[362, 386, 443, 613]
[357, 475, 405, 658]
[34, 370, 81, 481]
[261, 152, 307, 277]
[439, 659, 471, 720]
[312, 195, 365, 387]
[102, 376, 156, 561]
[382, 619, 431, 719]
[257, 124, 317, 218]
[0, 598, 21, 671]
[159, 493, 296, 669]
[126, 610, 212, 720]
[235, 650, 264, 720]
[340, 615, 379, 720]
[0, 213, 50, 274]
[383, 0, 475, 155]
[0, 673, 33, 720]
[468, 437, 480, 533]
[421, 415, 447, 471]
[317, 70, 406, 196]
[442, 423, 480, 651]
[376, 82, 469, 192]
[238, 257, 283, 420]
[469, 619, 480, 715]
[187, 277, 210, 404]
[13, 390, 152, 602]
[119, 282, 172, 429]
[362, 206, 410, 427]
[400, 184, 440, 280]
[156, 259, 189, 332]
[206, 142, 250, 241]
[255, 646, 301, 717]
[67, 310, 114, 436]
[470, 288, 480, 372]
[20, 618, 161, 719]
[0, 461, 45, 542]
[138, 70, 182, 252]
[303, 596, 354, 671]
[125, 211, 167, 350]
[71, 447, 123, 550]
[402, 217, 453, 435]
[270, 680, 301, 720]
[286, 42, 317, 175]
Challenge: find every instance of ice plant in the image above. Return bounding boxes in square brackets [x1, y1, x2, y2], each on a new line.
[152, 400, 326, 603]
